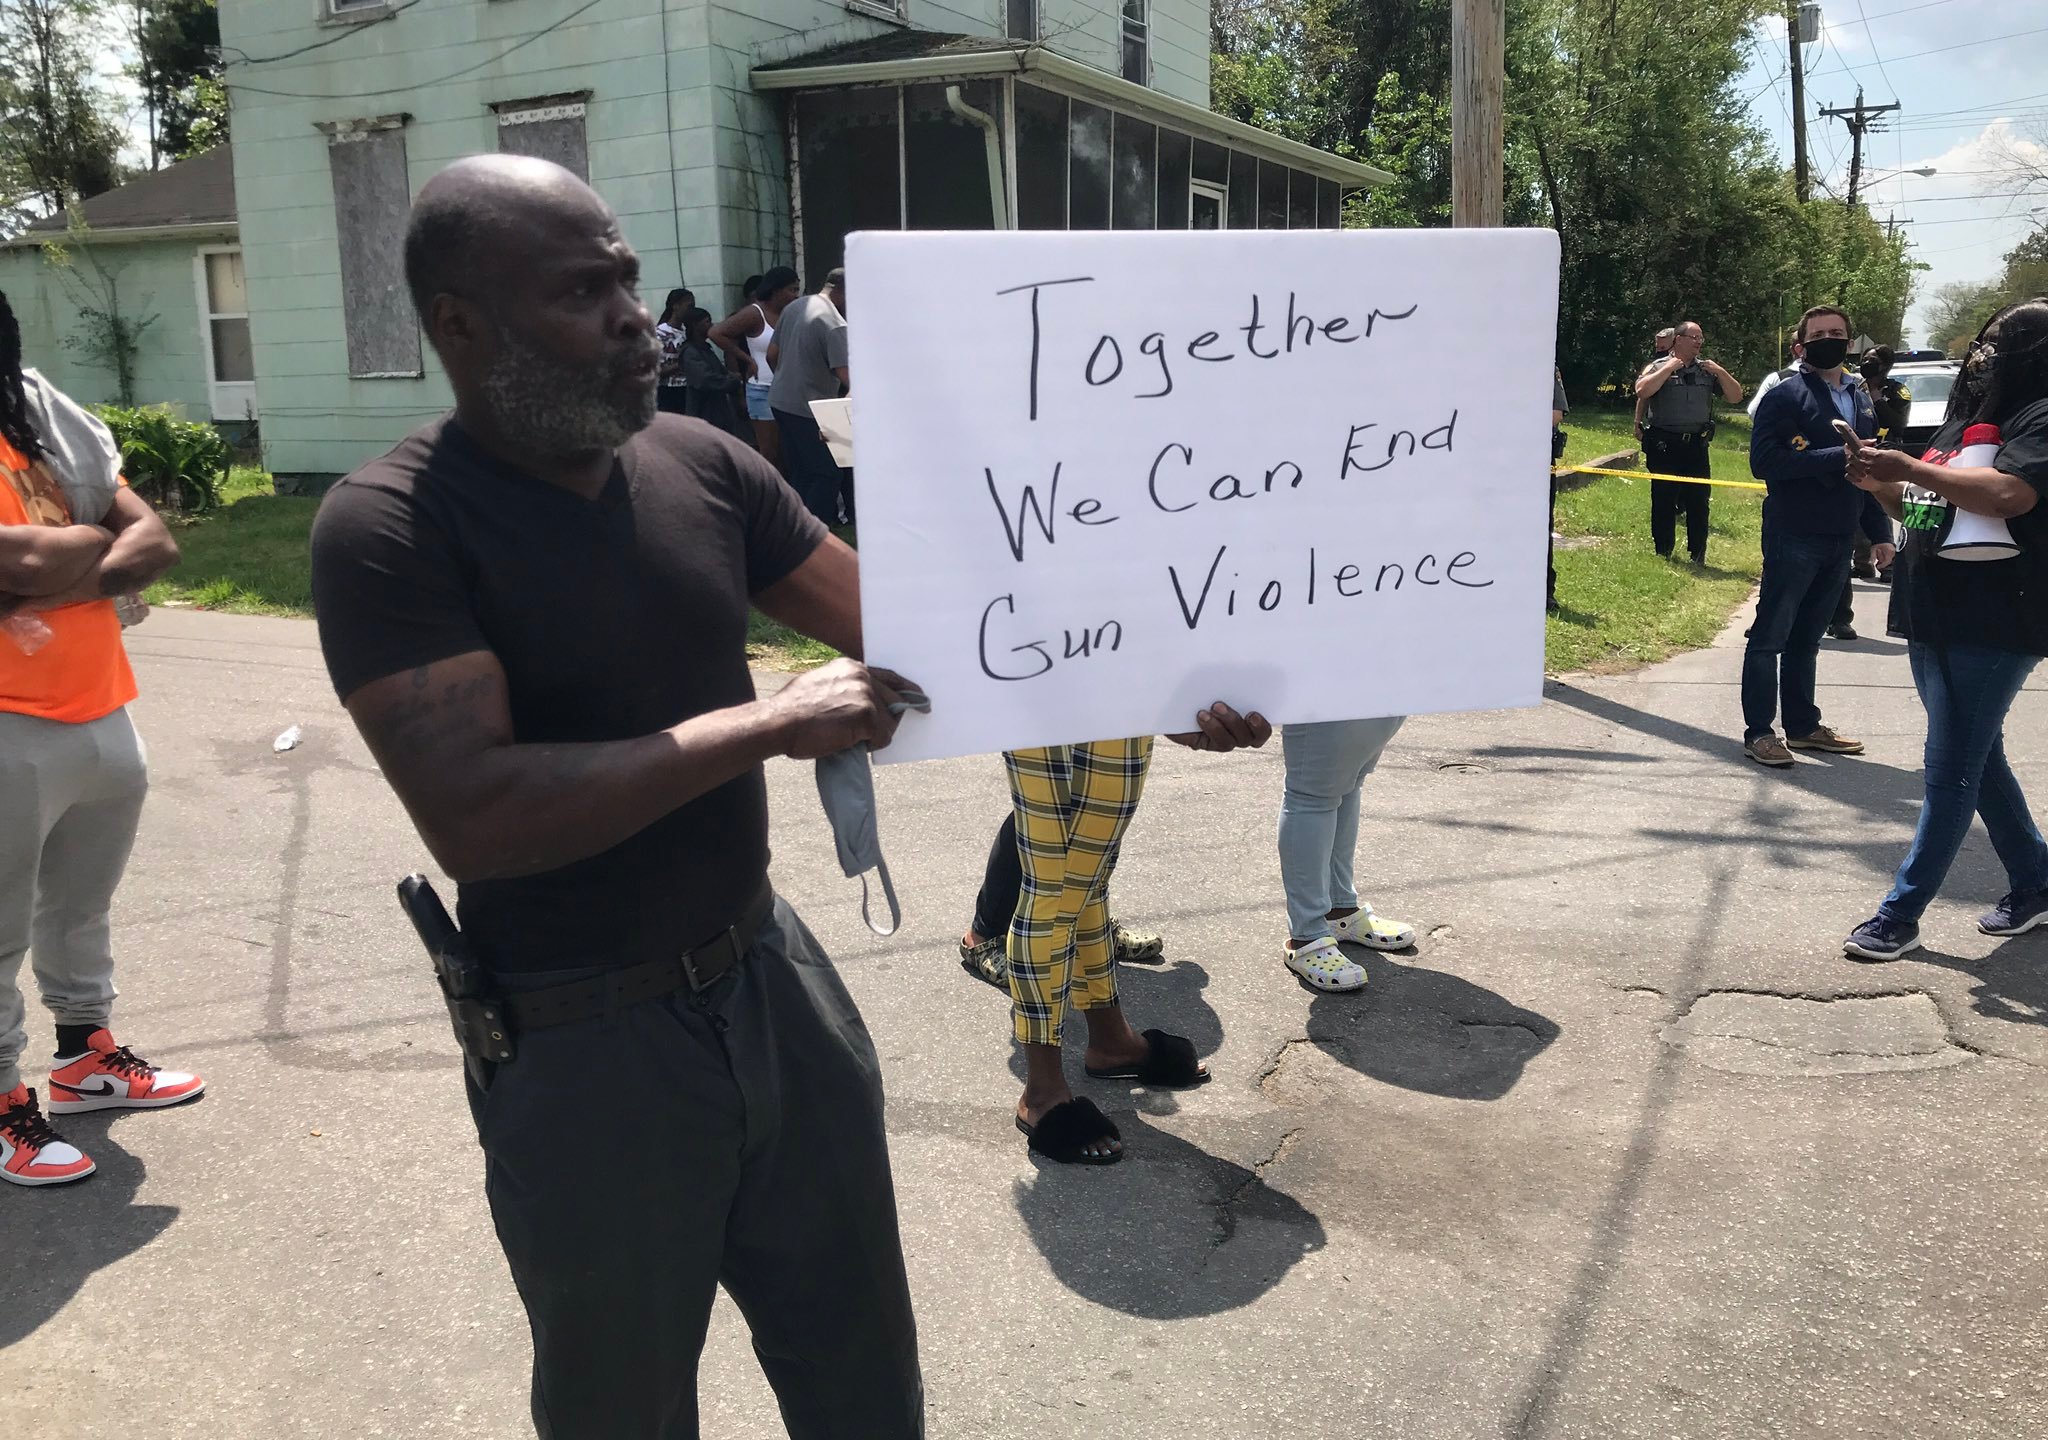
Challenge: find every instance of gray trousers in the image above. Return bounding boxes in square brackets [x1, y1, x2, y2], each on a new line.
[0, 708, 148, 1092]
[470, 897, 924, 1440]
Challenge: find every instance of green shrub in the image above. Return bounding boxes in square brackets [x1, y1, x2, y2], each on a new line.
[90, 404, 230, 514]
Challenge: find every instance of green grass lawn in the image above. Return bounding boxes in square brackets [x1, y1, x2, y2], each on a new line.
[143, 467, 322, 615]
[144, 472, 851, 669]
[1547, 407, 1765, 672]
[149, 432, 1771, 677]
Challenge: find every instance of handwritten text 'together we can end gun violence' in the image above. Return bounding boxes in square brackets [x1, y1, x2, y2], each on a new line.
[971, 275, 1495, 684]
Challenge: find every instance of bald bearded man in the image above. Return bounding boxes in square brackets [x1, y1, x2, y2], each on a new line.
[309, 156, 923, 1439]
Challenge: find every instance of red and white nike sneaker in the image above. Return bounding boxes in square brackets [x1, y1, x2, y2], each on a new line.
[47, 1030, 205, 1114]
[0, 1085, 95, 1186]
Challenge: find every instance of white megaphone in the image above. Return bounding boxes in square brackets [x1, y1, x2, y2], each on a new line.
[1937, 436, 2020, 562]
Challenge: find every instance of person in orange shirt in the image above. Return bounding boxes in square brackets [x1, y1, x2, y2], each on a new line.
[0, 290, 198, 1187]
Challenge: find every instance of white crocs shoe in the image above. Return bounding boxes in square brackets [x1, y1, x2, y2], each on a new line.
[1330, 906, 1415, 951]
[1284, 937, 1367, 992]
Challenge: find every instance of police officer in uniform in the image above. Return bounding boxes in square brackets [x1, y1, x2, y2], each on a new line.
[1635, 320, 1744, 564]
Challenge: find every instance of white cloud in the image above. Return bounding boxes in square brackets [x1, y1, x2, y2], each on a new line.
[1880, 121, 2047, 345]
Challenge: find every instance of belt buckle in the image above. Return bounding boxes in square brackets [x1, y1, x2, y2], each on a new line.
[679, 946, 709, 994]
[679, 928, 734, 994]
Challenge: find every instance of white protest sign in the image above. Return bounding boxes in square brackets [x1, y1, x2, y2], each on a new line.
[849, 228, 1561, 765]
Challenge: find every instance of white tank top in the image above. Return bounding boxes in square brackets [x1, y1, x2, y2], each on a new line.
[746, 303, 775, 386]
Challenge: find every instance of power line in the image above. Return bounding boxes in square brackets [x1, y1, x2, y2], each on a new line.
[1850, 0, 1902, 106]
[1881, 191, 2048, 203]
[1896, 212, 2042, 227]
[219, 0, 426, 66]
[226, 0, 609, 100]
[1854, 0, 1959, 20]
[1907, 89, 2048, 121]
[1826, 22, 2048, 74]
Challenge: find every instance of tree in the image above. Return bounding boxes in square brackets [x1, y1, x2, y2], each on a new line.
[0, 0, 124, 231]
[1922, 279, 2005, 356]
[2004, 228, 2048, 302]
[128, 0, 222, 169]
[42, 216, 159, 405]
[1208, 0, 1924, 397]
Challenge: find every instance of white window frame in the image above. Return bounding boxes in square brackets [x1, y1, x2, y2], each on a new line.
[1191, 178, 1226, 229]
[323, 0, 393, 21]
[193, 244, 257, 422]
[1121, 0, 1149, 86]
[846, 0, 908, 24]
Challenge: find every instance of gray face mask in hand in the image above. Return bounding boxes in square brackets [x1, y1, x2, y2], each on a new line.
[814, 689, 930, 937]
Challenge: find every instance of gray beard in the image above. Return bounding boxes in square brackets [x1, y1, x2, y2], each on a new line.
[477, 329, 658, 456]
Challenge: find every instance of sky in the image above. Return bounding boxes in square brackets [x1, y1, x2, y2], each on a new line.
[1734, 0, 2048, 346]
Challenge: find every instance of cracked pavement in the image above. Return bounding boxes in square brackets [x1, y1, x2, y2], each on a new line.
[5, 578, 2048, 1439]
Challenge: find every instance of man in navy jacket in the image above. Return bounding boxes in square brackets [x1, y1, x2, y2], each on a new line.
[1742, 305, 1898, 767]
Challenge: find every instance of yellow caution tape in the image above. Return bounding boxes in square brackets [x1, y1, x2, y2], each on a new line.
[1554, 463, 1767, 492]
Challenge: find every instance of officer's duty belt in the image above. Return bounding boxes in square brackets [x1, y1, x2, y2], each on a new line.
[500, 883, 775, 1031]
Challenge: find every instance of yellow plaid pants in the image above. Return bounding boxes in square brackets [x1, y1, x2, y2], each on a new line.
[1001, 737, 1155, 1047]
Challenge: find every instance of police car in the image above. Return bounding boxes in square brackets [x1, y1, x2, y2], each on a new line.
[1888, 360, 1960, 456]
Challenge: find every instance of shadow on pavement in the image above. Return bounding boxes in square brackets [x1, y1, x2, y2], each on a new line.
[1309, 956, 1560, 1101]
[1476, 744, 1662, 765]
[1005, 959, 1225, 1091]
[1911, 939, 2048, 1028]
[0, 1118, 178, 1349]
[1549, 681, 1927, 824]
[1011, 1107, 1325, 1320]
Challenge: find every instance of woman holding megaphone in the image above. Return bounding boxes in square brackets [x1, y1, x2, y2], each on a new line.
[1840, 298, 2048, 962]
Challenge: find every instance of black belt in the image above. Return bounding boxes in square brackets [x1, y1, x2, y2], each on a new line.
[500, 884, 775, 1032]
[1647, 426, 1709, 441]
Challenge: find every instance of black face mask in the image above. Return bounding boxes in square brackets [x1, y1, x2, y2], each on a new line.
[1802, 337, 1851, 371]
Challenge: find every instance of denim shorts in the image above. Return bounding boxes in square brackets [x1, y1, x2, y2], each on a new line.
[745, 382, 773, 422]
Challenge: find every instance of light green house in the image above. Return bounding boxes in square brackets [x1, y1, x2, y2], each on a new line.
[0, 146, 252, 434]
[14, 0, 1386, 483]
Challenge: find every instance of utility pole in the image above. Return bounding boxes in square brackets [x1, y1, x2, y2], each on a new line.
[1451, 0, 1504, 227]
[1821, 89, 1902, 205]
[1788, 0, 1809, 202]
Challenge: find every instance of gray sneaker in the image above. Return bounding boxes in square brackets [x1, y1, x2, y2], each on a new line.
[1745, 734, 1795, 767]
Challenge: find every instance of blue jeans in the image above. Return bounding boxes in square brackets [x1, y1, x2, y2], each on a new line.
[1879, 642, 2048, 922]
[1279, 717, 1405, 940]
[1742, 529, 1852, 741]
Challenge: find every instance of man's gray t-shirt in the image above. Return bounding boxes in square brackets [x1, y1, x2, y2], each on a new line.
[766, 293, 848, 414]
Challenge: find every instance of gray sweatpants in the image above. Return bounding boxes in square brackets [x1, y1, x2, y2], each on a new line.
[0, 708, 147, 1093]
[469, 896, 925, 1439]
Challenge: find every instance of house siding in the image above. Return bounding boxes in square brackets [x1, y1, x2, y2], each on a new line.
[216, 0, 1221, 475]
[0, 238, 218, 420]
[220, 0, 694, 476]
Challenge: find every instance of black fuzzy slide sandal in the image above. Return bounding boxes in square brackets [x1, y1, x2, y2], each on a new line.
[1083, 1028, 1211, 1087]
[1016, 1097, 1123, 1165]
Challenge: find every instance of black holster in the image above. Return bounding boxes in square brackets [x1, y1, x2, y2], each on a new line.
[397, 875, 515, 1084]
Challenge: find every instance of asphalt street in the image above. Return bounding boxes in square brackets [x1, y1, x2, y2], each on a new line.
[5, 582, 2046, 1439]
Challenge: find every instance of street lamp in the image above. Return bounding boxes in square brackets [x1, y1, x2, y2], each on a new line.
[1864, 166, 1938, 184]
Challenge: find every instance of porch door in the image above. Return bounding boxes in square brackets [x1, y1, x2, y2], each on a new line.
[1191, 180, 1226, 230]
[195, 246, 257, 421]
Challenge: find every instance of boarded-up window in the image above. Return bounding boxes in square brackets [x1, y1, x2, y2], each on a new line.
[497, 98, 589, 182]
[324, 120, 420, 378]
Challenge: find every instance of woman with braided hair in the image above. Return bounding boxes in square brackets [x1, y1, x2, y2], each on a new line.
[1842, 298, 2048, 961]
[0, 288, 201, 1188]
